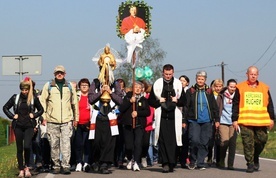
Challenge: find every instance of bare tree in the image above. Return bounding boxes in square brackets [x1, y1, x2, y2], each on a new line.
[115, 37, 166, 87]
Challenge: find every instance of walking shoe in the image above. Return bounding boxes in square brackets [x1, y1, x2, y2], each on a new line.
[99, 164, 110, 174]
[162, 164, 169, 173]
[126, 159, 133, 170]
[141, 157, 147, 168]
[133, 162, 140, 171]
[18, 170, 24, 178]
[75, 163, 82, 172]
[188, 163, 196, 170]
[62, 167, 71, 175]
[246, 164, 254, 173]
[91, 162, 99, 172]
[117, 161, 124, 169]
[52, 168, 60, 174]
[83, 163, 90, 172]
[70, 164, 76, 171]
[100, 167, 110, 174]
[254, 163, 259, 171]
[198, 166, 206, 170]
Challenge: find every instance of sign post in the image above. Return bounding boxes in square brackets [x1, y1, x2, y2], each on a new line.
[2, 55, 42, 81]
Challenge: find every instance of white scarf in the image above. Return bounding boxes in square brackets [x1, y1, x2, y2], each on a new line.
[88, 90, 119, 139]
[153, 77, 183, 146]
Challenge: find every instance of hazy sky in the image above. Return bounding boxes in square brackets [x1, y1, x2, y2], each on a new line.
[1, 0, 276, 117]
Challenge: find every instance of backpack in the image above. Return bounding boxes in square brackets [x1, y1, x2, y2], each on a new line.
[47, 80, 73, 94]
[14, 94, 34, 113]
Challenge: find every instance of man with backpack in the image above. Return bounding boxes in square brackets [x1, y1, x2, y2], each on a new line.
[39, 65, 79, 175]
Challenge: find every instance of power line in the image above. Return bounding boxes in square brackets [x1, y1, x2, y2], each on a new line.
[252, 34, 276, 66]
[226, 34, 276, 74]
[174, 64, 219, 73]
[259, 47, 276, 71]
[225, 65, 245, 78]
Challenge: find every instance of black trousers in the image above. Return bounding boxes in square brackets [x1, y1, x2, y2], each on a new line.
[142, 130, 151, 158]
[14, 126, 34, 170]
[123, 125, 144, 163]
[41, 138, 51, 166]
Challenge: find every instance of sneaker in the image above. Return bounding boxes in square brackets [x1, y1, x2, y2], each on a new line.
[254, 163, 259, 171]
[75, 163, 82, 172]
[133, 162, 140, 171]
[141, 157, 147, 168]
[83, 163, 90, 172]
[24, 167, 32, 178]
[188, 163, 196, 170]
[246, 164, 254, 173]
[198, 167, 206, 170]
[126, 160, 133, 170]
[18, 170, 24, 178]
[62, 167, 71, 175]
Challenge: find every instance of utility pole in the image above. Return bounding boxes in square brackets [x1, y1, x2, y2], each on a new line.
[221, 61, 225, 83]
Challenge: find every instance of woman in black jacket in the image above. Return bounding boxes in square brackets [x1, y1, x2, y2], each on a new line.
[119, 81, 150, 171]
[3, 77, 44, 178]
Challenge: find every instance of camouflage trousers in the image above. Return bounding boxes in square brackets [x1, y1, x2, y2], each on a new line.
[47, 122, 73, 169]
[240, 125, 268, 165]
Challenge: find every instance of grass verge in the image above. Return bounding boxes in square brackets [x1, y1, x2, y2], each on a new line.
[0, 143, 18, 178]
[236, 130, 276, 159]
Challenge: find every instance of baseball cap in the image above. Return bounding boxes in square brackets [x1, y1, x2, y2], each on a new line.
[54, 65, 66, 73]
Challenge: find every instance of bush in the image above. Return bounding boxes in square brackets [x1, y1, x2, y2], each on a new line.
[0, 117, 11, 147]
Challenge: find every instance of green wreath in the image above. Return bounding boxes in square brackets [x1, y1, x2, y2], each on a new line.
[116, 0, 152, 39]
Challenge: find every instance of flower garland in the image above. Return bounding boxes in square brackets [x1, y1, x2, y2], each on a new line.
[116, 0, 152, 39]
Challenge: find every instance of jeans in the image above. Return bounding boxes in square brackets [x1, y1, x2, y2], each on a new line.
[147, 130, 158, 165]
[189, 122, 212, 167]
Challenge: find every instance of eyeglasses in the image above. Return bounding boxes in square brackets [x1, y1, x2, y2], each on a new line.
[55, 71, 65, 75]
[81, 85, 89, 87]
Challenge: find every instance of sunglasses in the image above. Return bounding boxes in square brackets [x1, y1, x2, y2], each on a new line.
[55, 71, 65, 75]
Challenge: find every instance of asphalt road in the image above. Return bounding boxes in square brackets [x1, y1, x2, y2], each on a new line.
[34, 154, 275, 178]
